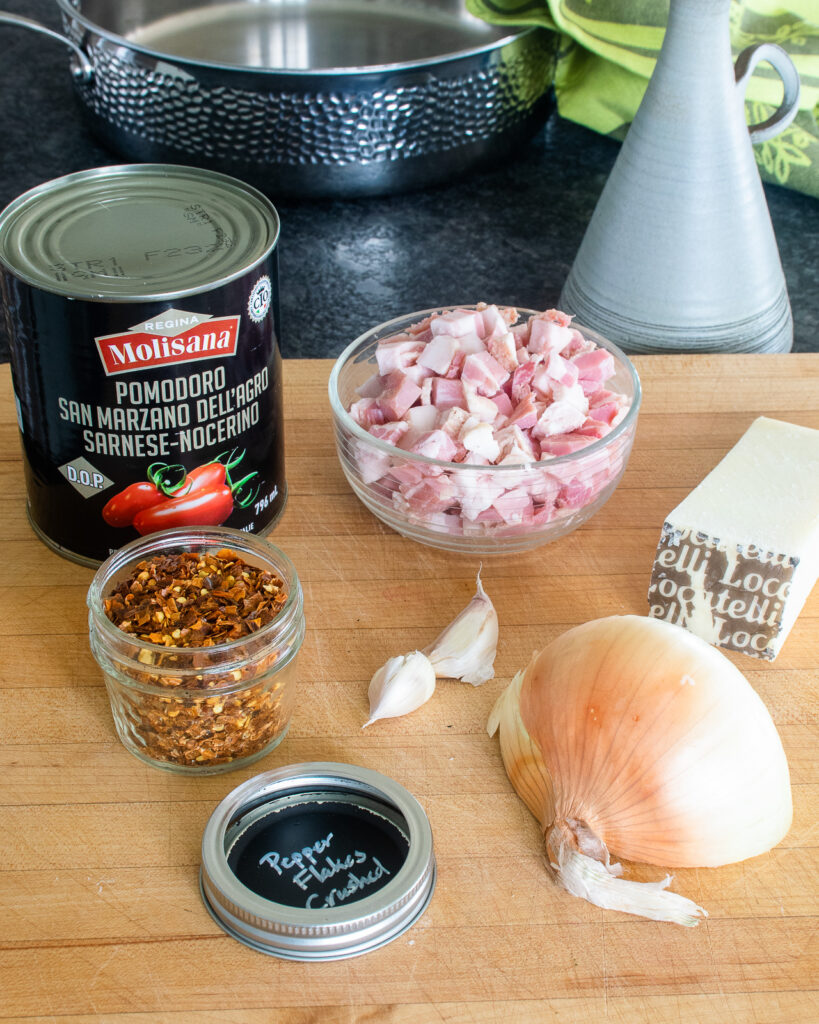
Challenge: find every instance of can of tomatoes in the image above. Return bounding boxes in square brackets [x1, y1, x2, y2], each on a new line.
[0, 165, 286, 565]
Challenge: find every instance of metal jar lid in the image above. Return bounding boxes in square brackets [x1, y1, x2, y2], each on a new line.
[0, 164, 280, 302]
[200, 762, 436, 960]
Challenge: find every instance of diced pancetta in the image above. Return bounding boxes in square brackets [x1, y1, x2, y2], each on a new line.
[401, 475, 457, 515]
[532, 398, 587, 439]
[460, 420, 501, 462]
[492, 487, 534, 525]
[528, 316, 573, 356]
[375, 337, 424, 375]
[507, 392, 539, 430]
[545, 350, 580, 387]
[431, 377, 465, 410]
[511, 361, 537, 403]
[439, 406, 471, 438]
[454, 471, 506, 521]
[560, 328, 597, 358]
[402, 362, 436, 386]
[430, 309, 484, 338]
[349, 397, 386, 427]
[368, 421, 409, 446]
[573, 348, 616, 394]
[378, 372, 423, 421]
[463, 383, 501, 423]
[409, 429, 458, 462]
[344, 304, 632, 538]
[486, 330, 519, 373]
[461, 351, 510, 397]
[490, 391, 514, 419]
[480, 304, 513, 341]
[417, 333, 458, 375]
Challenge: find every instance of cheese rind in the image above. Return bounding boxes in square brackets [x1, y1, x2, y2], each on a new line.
[648, 417, 819, 660]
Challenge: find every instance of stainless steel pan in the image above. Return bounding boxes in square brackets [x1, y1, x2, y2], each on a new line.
[1, 0, 556, 198]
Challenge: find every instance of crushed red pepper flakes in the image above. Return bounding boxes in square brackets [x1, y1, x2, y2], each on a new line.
[102, 548, 293, 768]
[103, 548, 288, 648]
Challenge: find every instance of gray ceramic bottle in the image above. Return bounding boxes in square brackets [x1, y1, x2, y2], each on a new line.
[560, 0, 801, 354]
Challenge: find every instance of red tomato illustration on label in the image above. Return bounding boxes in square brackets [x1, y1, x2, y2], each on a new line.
[133, 486, 235, 533]
[102, 481, 165, 527]
[105, 450, 259, 536]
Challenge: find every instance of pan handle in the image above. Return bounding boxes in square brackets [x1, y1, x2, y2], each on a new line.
[0, 11, 93, 81]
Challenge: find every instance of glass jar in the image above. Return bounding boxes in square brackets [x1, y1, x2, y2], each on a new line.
[87, 526, 305, 774]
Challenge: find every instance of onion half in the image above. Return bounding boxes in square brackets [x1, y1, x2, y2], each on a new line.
[488, 615, 792, 925]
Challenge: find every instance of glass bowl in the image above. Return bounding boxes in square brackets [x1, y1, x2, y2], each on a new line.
[328, 306, 641, 554]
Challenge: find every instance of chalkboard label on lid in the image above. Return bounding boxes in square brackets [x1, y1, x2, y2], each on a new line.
[226, 791, 410, 910]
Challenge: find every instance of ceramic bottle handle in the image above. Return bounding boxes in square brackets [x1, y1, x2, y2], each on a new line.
[734, 43, 800, 144]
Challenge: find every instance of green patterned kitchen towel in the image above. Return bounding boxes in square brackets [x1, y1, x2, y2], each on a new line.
[467, 0, 818, 197]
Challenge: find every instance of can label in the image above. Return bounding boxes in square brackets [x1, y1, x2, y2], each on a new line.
[94, 310, 240, 374]
[5, 264, 286, 564]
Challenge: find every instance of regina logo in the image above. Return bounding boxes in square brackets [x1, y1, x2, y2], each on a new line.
[95, 308, 241, 376]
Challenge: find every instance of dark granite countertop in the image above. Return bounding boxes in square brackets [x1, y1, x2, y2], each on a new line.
[1, 0, 817, 359]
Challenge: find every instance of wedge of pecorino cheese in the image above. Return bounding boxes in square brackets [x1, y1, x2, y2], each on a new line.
[648, 416, 819, 660]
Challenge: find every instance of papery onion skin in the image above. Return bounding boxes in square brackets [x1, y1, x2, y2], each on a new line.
[516, 615, 792, 868]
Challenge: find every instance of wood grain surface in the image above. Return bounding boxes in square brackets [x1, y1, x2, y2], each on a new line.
[1, 357, 817, 1023]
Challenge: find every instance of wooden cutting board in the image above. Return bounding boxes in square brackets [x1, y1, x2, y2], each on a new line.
[1, 357, 817, 1023]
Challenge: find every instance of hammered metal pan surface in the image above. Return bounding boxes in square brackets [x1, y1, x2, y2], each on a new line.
[1, 0, 556, 198]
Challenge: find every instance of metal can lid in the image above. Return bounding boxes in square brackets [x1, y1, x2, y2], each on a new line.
[0, 164, 280, 301]
[200, 762, 436, 960]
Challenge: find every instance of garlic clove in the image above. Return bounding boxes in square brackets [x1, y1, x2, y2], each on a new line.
[362, 650, 436, 728]
[424, 571, 498, 686]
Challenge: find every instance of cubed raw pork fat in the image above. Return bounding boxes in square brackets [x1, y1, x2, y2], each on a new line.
[480, 304, 513, 341]
[439, 406, 471, 438]
[353, 441, 391, 484]
[401, 475, 457, 515]
[409, 429, 458, 461]
[368, 421, 409, 446]
[490, 391, 514, 419]
[573, 349, 616, 394]
[417, 333, 458, 375]
[461, 351, 510, 397]
[511, 361, 537, 403]
[457, 332, 487, 355]
[532, 398, 587, 439]
[574, 419, 613, 439]
[431, 377, 465, 410]
[507, 393, 539, 430]
[560, 329, 597, 358]
[443, 350, 467, 379]
[539, 434, 593, 456]
[375, 337, 424, 375]
[545, 350, 580, 387]
[463, 384, 501, 423]
[492, 487, 534, 525]
[529, 316, 573, 356]
[587, 401, 619, 426]
[378, 371, 423, 421]
[399, 404, 439, 448]
[556, 477, 597, 510]
[487, 330, 519, 373]
[431, 309, 484, 338]
[553, 381, 590, 414]
[496, 425, 537, 463]
[402, 362, 436, 386]
[454, 471, 507, 521]
[350, 397, 386, 427]
[531, 365, 555, 400]
[460, 420, 501, 462]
